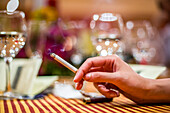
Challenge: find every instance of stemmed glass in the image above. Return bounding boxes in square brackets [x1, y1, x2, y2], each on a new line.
[0, 10, 27, 99]
[124, 20, 157, 64]
[90, 13, 124, 56]
[26, 20, 47, 58]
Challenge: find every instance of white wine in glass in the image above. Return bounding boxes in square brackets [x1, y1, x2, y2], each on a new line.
[0, 32, 26, 57]
[0, 10, 27, 99]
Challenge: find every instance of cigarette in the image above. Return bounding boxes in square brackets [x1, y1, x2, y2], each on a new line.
[50, 53, 78, 73]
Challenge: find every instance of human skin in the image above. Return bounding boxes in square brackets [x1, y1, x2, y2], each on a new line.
[74, 55, 170, 104]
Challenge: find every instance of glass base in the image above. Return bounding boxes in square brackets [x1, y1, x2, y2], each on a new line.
[0, 92, 15, 100]
[0, 92, 32, 100]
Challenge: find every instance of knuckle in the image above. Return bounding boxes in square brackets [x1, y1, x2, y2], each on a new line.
[85, 58, 93, 65]
[113, 72, 122, 83]
[86, 58, 92, 63]
[91, 72, 102, 81]
[114, 55, 120, 61]
[112, 54, 118, 58]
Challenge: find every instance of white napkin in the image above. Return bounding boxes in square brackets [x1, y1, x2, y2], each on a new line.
[0, 58, 42, 95]
[130, 64, 166, 79]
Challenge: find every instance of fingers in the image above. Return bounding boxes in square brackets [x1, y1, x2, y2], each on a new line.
[74, 55, 116, 83]
[83, 72, 120, 85]
[105, 83, 119, 90]
[75, 79, 84, 90]
[88, 67, 105, 72]
[94, 82, 120, 98]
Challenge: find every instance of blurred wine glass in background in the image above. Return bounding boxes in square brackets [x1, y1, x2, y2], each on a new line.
[124, 20, 158, 64]
[26, 20, 48, 59]
[57, 19, 92, 66]
[90, 13, 124, 57]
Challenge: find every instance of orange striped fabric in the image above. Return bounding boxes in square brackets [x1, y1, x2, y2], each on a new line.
[0, 94, 170, 113]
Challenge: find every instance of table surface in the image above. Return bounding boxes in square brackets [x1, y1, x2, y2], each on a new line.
[1, 94, 170, 113]
[1, 76, 170, 113]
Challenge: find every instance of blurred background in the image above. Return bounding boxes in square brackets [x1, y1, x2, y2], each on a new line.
[1, 0, 169, 77]
[0, 0, 160, 21]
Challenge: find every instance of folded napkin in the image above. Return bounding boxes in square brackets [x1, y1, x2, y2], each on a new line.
[0, 58, 42, 95]
[129, 64, 166, 79]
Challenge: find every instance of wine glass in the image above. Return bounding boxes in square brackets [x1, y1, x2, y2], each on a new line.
[0, 10, 27, 99]
[124, 20, 157, 64]
[90, 13, 124, 57]
[26, 20, 47, 58]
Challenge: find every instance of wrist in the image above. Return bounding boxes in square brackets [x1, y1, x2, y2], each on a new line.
[132, 78, 156, 104]
[139, 78, 170, 103]
[144, 78, 157, 97]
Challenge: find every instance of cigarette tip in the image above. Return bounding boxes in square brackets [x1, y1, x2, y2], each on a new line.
[50, 53, 55, 57]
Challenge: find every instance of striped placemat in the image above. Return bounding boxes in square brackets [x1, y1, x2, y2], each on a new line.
[0, 94, 170, 113]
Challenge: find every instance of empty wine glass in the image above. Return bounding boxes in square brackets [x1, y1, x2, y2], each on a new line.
[26, 20, 48, 58]
[124, 20, 157, 64]
[0, 10, 27, 99]
[90, 13, 124, 57]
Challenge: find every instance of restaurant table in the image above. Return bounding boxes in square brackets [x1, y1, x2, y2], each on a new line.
[1, 94, 170, 113]
[1, 76, 170, 113]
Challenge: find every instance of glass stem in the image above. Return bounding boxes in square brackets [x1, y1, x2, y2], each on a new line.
[4, 57, 13, 93]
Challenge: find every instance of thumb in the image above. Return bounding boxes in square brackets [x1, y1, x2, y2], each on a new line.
[84, 72, 120, 85]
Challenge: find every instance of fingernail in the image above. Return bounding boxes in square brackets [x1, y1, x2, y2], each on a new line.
[73, 77, 76, 82]
[73, 75, 78, 82]
[75, 83, 82, 90]
[85, 73, 91, 81]
[74, 71, 80, 82]
[116, 91, 120, 97]
[97, 84, 103, 88]
[110, 89, 120, 97]
[75, 83, 78, 89]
